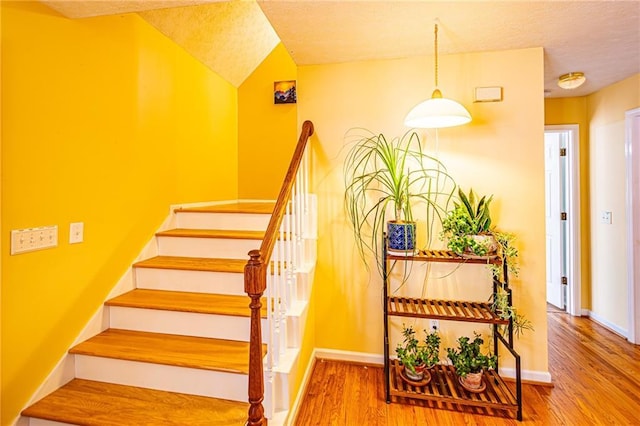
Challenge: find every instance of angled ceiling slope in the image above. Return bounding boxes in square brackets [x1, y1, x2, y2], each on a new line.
[41, 0, 279, 87]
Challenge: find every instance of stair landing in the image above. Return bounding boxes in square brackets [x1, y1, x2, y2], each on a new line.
[22, 379, 247, 426]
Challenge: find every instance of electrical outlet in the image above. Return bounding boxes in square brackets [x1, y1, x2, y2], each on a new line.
[10, 226, 58, 255]
[429, 319, 440, 331]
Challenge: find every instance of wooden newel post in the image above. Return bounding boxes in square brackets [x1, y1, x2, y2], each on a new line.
[245, 249, 267, 426]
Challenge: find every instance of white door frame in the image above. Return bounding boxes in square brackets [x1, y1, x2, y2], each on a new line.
[545, 125, 582, 316]
[625, 107, 640, 344]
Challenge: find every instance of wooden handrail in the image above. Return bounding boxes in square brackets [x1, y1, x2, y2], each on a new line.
[244, 120, 314, 425]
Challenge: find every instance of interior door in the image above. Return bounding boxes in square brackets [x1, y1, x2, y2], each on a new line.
[545, 132, 564, 309]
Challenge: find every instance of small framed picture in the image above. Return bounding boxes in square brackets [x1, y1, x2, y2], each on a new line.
[274, 80, 297, 104]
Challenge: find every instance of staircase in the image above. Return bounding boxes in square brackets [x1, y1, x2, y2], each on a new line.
[21, 200, 315, 425]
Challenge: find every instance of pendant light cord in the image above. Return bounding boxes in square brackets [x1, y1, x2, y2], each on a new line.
[434, 24, 439, 88]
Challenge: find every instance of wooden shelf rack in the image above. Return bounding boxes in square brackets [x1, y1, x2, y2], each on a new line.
[383, 240, 523, 421]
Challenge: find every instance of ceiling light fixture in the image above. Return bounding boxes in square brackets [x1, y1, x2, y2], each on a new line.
[557, 72, 586, 90]
[404, 22, 471, 129]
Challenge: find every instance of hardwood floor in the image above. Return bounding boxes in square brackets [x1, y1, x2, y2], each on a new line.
[294, 312, 640, 425]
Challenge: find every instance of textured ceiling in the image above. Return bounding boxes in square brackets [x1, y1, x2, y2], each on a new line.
[41, 0, 640, 97]
[139, 2, 279, 87]
[259, 0, 640, 98]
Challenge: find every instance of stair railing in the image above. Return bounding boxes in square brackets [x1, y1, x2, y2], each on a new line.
[244, 120, 314, 426]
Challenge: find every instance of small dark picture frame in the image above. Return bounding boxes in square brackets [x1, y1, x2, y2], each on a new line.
[274, 80, 297, 104]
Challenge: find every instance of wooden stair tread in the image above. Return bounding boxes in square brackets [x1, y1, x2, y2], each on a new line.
[70, 329, 266, 374]
[156, 228, 265, 240]
[176, 202, 275, 214]
[22, 378, 247, 426]
[134, 256, 246, 273]
[106, 289, 267, 318]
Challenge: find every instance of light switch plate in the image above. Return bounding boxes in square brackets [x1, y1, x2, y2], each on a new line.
[11, 226, 58, 255]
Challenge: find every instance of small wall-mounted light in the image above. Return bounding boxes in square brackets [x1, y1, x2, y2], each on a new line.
[557, 72, 586, 90]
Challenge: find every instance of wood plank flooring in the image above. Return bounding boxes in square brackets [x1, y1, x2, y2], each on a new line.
[21, 379, 248, 426]
[294, 312, 640, 425]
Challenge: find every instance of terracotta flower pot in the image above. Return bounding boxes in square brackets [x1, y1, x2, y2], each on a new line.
[459, 371, 484, 392]
[404, 363, 425, 381]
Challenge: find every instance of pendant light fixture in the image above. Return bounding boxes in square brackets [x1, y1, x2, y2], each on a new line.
[404, 23, 471, 129]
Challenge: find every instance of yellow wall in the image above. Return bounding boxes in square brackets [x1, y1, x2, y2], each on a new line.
[1, 2, 238, 423]
[238, 43, 297, 199]
[544, 96, 591, 308]
[586, 74, 640, 331]
[298, 47, 549, 375]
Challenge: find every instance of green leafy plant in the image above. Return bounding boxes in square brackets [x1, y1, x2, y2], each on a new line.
[441, 187, 495, 256]
[446, 332, 497, 378]
[344, 129, 456, 272]
[440, 188, 520, 280]
[490, 289, 534, 338]
[395, 324, 441, 374]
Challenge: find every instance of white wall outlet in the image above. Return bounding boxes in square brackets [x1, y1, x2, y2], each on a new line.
[600, 211, 612, 224]
[10, 225, 58, 255]
[429, 319, 440, 331]
[69, 222, 84, 244]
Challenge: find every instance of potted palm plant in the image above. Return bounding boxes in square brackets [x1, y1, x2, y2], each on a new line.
[344, 130, 456, 271]
[446, 332, 497, 392]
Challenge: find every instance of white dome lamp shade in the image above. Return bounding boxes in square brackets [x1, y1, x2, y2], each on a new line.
[404, 89, 472, 128]
[404, 22, 471, 129]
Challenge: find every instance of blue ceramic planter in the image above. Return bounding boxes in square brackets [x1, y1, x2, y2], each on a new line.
[387, 221, 416, 253]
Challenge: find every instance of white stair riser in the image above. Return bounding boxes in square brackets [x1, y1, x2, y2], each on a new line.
[176, 212, 270, 231]
[109, 307, 268, 342]
[157, 236, 262, 259]
[135, 268, 245, 295]
[286, 303, 308, 349]
[293, 266, 315, 303]
[27, 420, 70, 426]
[74, 355, 248, 402]
[271, 350, 300, 412]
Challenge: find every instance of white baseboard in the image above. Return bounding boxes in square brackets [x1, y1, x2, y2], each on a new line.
[498, 367, 552, 384]
[313, 347, 551, 384]
[315, 348, 384, 365]
[585, 310, 628, 338]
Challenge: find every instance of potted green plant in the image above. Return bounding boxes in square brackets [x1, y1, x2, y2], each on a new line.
[395, 324, 440, 382]
[446, 332, 497, 392]
[490, 288, 534, 338]
[440, 187, 496, 258]
[440, 187, 519, 280]
[344, 130, 456, 270]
